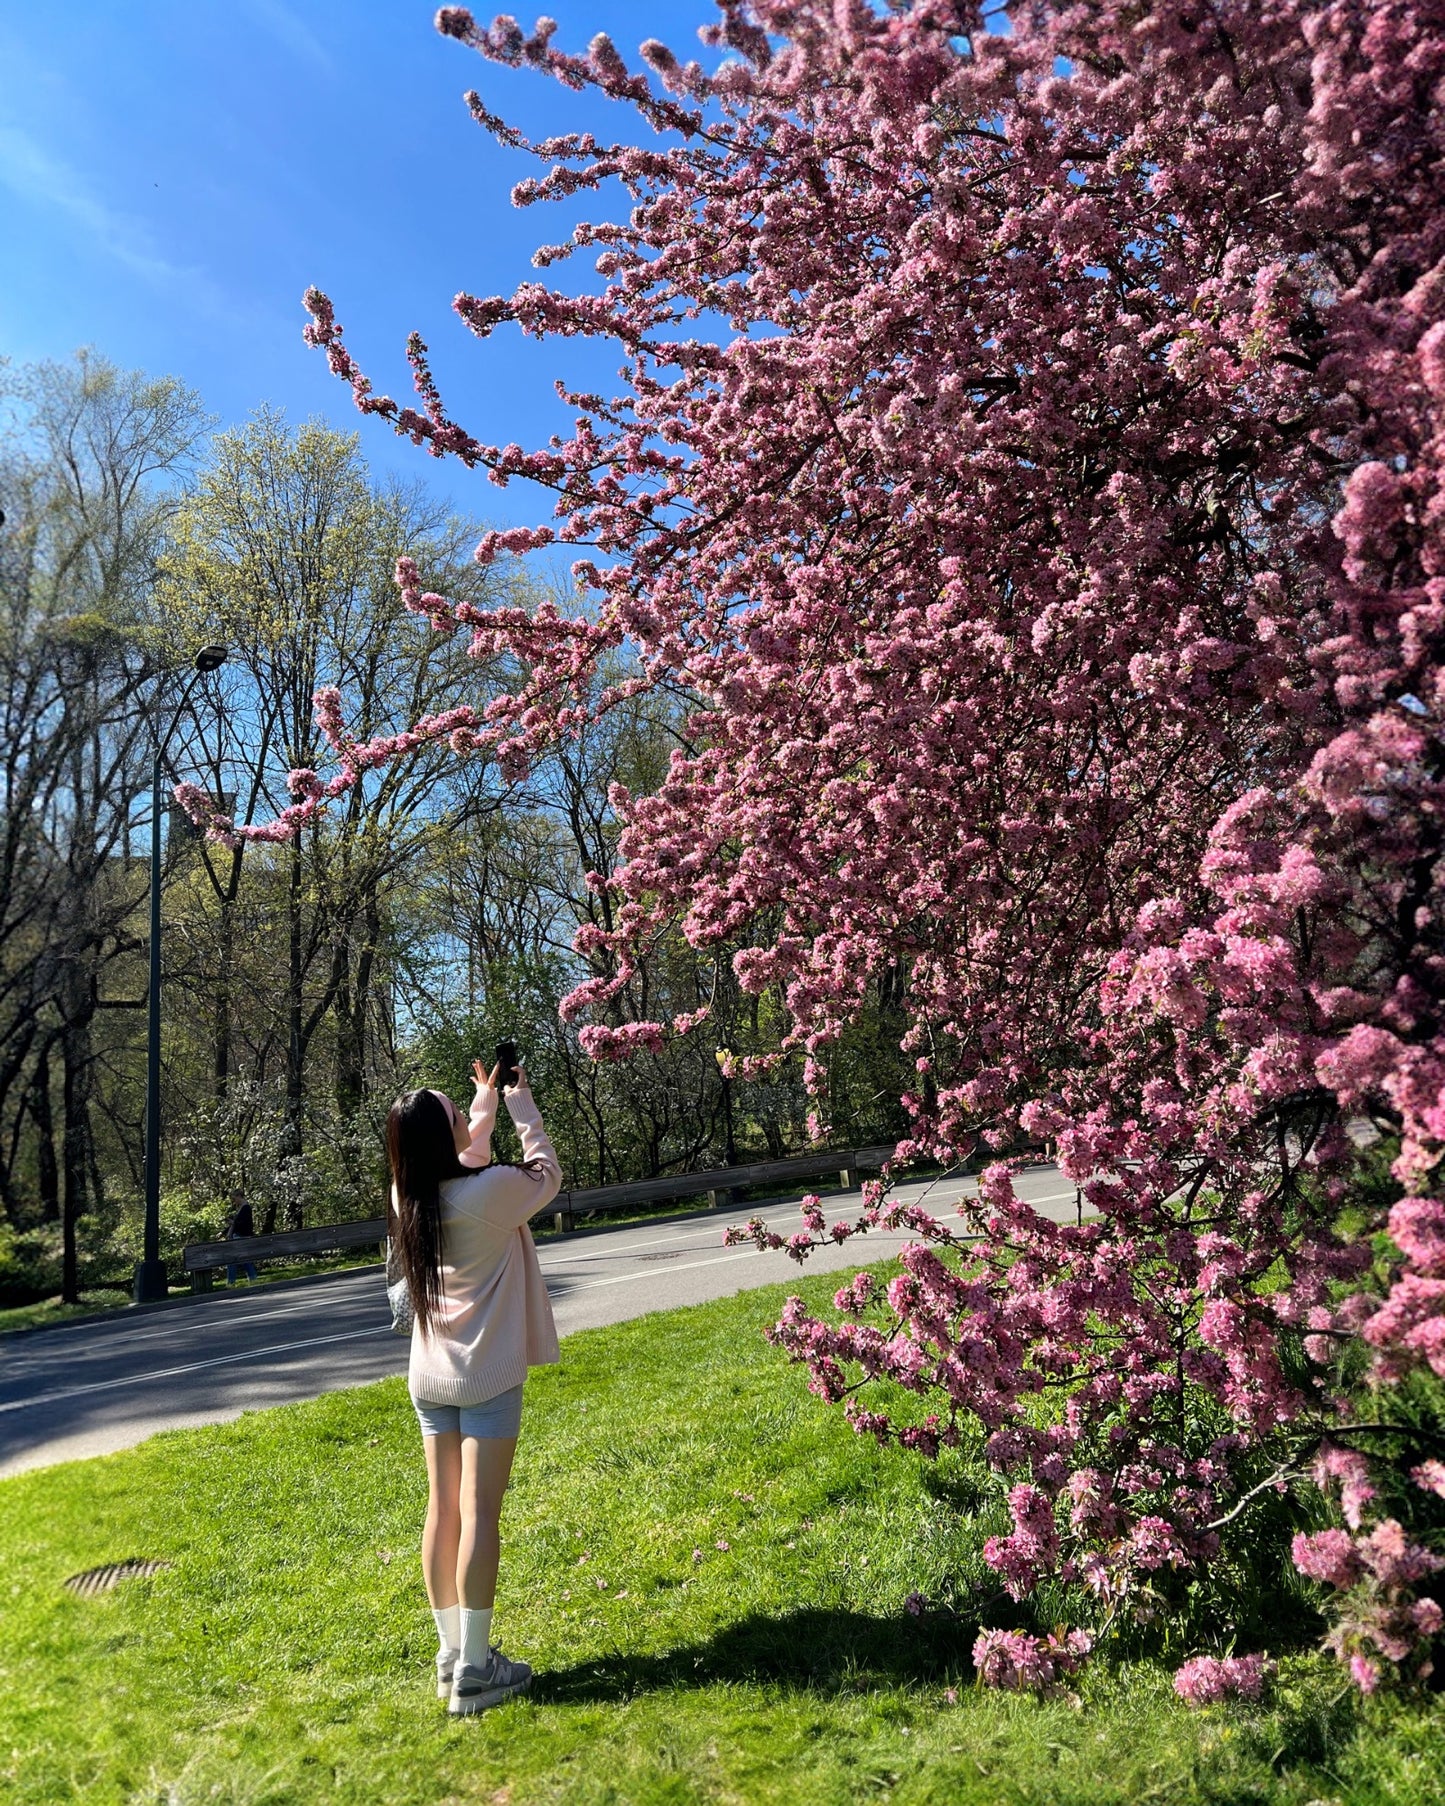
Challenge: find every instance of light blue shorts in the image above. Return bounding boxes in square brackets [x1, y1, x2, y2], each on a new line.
[411, 1383, 524, 1440]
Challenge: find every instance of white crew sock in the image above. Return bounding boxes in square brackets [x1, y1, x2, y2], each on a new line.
[432, 1603, 461, 1660]
[459, 1605, 494, 1672]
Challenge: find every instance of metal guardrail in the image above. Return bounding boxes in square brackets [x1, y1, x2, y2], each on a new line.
[182, 1143, 897, 1288]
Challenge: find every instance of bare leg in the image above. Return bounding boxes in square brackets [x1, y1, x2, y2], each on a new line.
[422, 1430, 463, 1610]
[457, 1434, 518, 1609]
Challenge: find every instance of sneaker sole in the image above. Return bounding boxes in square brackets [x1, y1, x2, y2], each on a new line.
[447, 1675, 532, 1715]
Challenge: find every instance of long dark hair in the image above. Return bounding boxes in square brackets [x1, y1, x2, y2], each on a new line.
[385, 1089, 467, 1335]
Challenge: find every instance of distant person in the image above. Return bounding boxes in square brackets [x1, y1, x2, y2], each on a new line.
[225, 1189, 258, 1286]
[386, 1058, 561, 1715]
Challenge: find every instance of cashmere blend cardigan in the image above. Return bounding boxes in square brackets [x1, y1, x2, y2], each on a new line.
[407, 1089, 563, 1407]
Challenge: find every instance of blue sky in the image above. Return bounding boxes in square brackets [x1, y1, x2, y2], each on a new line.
[0, 1, 719, 527]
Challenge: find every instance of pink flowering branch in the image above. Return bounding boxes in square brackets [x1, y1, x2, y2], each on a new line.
[285, 0, 1445, 1684]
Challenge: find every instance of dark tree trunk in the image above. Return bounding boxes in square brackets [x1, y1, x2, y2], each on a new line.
[334, 940, 359, 1116]
[721, 1072, 739, 1169]
[278, 829, 305, 1231]
[335, 889, 381, 1113]
[213, 891, 235, 1099]
[60, 1024, 88, 1306]
[33, 1042, 60, 1224]
[0, 1019, 40, 1222]
[86, 1113, 106, 1217]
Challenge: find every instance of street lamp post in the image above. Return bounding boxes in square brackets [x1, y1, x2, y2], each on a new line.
[132, 643, 228, 1305]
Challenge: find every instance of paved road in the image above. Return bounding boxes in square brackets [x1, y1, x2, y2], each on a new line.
[0, 1165, 1084, 1478]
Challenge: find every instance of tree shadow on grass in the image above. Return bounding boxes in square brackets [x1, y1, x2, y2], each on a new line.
[534, 1607, 975, 1704]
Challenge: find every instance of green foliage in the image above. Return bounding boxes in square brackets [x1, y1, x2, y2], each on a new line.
[0, 1223, 60, 1307]
[818, 989, 918, 1150]
[410, 953, 579, 1168]
[2, 1273, 1442, 1803]
[1, 366, 927, 1293]
[83, 1187, 232, 1281]
[0, 360, 957, 1345]
[164, 1083, 388, 1237]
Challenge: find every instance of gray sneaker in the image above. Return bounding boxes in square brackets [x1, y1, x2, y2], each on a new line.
[448, 1646, 533, 1715]
[436, 1652, 456, 1700]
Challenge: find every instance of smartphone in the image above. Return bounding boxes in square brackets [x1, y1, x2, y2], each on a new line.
[494, 1039, 520, 1092]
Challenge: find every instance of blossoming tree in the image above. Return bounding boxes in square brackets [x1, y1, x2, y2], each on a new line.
[272, 0, 1445, 1686]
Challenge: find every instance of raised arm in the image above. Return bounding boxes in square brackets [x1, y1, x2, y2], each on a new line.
[481, 1083, 563, 1230]
[459, 1060, 499, 1169]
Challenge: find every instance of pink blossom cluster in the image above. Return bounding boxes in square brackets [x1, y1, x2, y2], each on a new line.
[982, 1485, 1061, 1603]
[1284, 1442, 1445, 1689]
[171, 783, 243, 852]
[577, 1019, 666, 1060]
[972, 1627, 1091, 1695]
[1172, 1654, 1273, 1707]
[292, 1, 1445, 1687]
[1292, 1503, 1444, 1691]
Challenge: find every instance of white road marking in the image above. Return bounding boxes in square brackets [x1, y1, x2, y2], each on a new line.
[538, 1218, 736, 1264]
[0, 1327, 385, 1416]
[2, 1272, 389, 1359]
[562, 1235, 915, 1294]
[951, 1189, 1082, 1210]
[2, 1177, 1084, 1409]
[566, 1246, 829, 1291]
[549, 1188, 1086, 1294]
[535, 1182, 1080, 1274]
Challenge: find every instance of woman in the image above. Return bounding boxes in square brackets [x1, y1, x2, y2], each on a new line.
[224, 1189, 258, 1286]
[386, 1058, 561, 1715]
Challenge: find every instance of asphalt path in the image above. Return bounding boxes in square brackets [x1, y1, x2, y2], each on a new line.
[0, 1164, 1085, 1479]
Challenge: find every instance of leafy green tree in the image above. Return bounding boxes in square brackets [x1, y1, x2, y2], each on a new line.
[157, 411, 507, 1228]
[0, 352, 208, 1298]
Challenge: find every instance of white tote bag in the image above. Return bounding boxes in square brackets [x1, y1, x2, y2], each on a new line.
[385, 1237, 413, 1337]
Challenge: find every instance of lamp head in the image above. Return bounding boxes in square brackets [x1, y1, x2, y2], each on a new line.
[194, 644, 228, 673]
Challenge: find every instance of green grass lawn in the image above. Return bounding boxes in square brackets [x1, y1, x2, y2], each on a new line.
[1, 1271, 1440, 1806]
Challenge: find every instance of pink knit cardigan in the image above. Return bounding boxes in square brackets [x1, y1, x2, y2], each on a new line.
[408, 1090, 563, 1407]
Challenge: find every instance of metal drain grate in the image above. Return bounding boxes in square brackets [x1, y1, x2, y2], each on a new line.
[63, 1559, 170, 1598]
